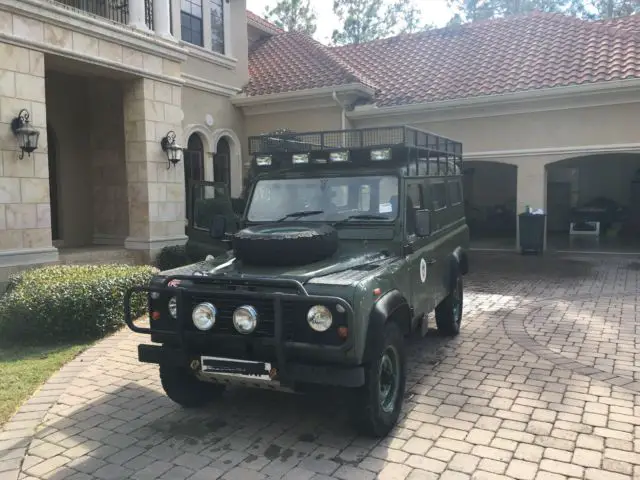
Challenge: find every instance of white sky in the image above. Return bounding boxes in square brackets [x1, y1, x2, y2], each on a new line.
[246, 0, 455, 44]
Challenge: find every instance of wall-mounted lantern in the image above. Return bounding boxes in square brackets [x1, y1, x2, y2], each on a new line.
[11, 109, 40, 160]
[160, 130, 183, 169]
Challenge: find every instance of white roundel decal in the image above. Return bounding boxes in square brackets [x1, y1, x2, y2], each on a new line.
[420, 258, 428, 283]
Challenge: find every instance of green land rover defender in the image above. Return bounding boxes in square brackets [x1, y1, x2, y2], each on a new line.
[124, 125, 470, 437]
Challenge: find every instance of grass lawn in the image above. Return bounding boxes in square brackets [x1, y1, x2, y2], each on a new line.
[0, 342, 93, 426]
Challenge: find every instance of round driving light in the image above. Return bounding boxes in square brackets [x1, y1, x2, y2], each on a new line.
[150, 292, 160, 300]
[192, 302, 216, 331]
[233, 305, 258, 334]
[168, 296, 178, 318]
[307, 305, 333, 332]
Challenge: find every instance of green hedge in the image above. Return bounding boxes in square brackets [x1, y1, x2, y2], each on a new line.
[0, 264, 158, 344]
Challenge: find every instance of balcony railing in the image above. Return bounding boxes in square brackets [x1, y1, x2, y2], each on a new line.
[55, 0, 154, 30]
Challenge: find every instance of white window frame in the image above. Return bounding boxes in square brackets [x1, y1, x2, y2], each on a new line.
[173, 0, 234, 67]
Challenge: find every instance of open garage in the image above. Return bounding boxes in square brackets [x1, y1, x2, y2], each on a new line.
[463, 161, 517, 249]
[546, 153, 640, 253]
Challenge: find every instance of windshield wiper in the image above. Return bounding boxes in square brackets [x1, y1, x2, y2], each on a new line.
[276, 210, 324, 222]
[333, 214, 390, 225]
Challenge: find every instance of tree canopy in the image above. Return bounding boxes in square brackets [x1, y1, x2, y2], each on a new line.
[263, 0, 318, 35]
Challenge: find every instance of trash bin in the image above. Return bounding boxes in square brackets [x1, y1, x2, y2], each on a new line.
[518, 213, 546, 254]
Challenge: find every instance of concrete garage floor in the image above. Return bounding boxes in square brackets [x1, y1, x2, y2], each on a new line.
[2, 252, 640, 479]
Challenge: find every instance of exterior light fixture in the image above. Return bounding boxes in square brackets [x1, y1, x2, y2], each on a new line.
[11, 109, 39, 160]
[160, 130, 183, 169]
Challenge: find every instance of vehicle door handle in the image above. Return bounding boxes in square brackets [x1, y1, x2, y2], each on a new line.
[426, 259, 437, 265]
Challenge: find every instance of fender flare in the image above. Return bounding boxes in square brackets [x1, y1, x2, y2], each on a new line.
[362, 289, 412, 362]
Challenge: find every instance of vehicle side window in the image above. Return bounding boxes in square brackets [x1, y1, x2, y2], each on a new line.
[431, 181, 447, 210]
[448, 179, 463, 206]
[405, 183, 423, 236]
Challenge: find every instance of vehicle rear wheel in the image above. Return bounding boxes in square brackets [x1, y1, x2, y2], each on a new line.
[159, 364, 226, 408]
[351, 322, 406, 437]
[435, 272, 463, 336]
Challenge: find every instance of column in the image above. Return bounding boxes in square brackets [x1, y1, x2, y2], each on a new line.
[128, 0, 149, 31]
[516, 160, 548, 251]
[0, 46, 57, 286]
[153, 0, 174, 40]
[123, 78, 186, 262]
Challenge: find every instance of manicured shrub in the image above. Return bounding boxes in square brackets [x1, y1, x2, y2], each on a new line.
[155, 244, 191, 271]
[0, 264, 158, 344]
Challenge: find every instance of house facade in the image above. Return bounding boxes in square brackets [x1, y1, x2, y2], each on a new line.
[0, 0, 254, 286]
[237, 13, 640, 253]
[2, 4, 640, 287]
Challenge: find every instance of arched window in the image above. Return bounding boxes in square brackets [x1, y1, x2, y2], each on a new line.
[214, 137, 231, 190]
[184, 133, 205, 224]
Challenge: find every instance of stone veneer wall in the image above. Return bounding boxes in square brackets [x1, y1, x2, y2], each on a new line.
[0, 43, 52, 253]
[90, 79, 129, 244]
[123, 77, 186, 261]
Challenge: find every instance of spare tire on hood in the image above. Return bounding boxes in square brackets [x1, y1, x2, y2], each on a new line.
[231, 223, 338, 266]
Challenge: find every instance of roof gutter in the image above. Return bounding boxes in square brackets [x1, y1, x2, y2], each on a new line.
[347, 78, 640, 120]
[232, 84, 376, 107]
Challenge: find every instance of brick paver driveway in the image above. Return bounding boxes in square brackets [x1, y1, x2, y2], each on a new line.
[2, 252, 640, 480]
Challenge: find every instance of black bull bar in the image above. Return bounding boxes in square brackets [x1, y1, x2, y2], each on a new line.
[123, 275, 357, 378]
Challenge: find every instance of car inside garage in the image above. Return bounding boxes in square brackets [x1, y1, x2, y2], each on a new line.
[545, 153, 640, 253]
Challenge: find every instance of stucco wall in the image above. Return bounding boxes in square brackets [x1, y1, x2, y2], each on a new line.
[182, 86, 246, 197]
[245, 106, 343, 137]
[181, 0, 249, 89]
[352, 102, 640, 154]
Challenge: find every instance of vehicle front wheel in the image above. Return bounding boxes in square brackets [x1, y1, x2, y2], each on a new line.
[159, 364, 226, 408]
[435, 272, 463, 336]
[351, 322, 406, 437]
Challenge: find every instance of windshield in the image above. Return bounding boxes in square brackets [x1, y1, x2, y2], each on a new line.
[247, 175, 399, 222]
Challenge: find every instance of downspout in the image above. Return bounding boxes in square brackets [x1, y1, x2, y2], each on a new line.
[332, 90, 347, 130]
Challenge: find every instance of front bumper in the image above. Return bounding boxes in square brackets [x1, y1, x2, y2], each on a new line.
[138, 343, 364, 387]
[124, 275, 363, 387]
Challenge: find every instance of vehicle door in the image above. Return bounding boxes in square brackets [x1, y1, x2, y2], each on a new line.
[186, 180, 241, 256]
[404, 179, 437, 317]
[423, 177, 450, 304]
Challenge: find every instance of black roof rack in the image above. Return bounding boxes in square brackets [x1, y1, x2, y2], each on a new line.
[249, 125, 462, 157]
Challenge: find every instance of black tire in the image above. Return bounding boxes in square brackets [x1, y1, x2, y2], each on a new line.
[435, 270, 463, 336]
[351, 322, 406, 437]
[231, 223, 338, 266]
[159, 364, 225, 408]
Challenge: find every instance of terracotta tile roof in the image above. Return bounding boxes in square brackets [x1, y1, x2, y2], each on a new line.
[596, 14, 640, 37]
[246, 10, 284, 35]
[244, 31, 377, 97]
[245, 12, 640, 107]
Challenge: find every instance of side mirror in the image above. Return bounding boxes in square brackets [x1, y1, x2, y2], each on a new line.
[210, 214, 226, 239]
[415, 209, 431, 237]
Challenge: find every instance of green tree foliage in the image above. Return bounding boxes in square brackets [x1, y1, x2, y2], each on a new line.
[331, 0, 430, 45]
[446, 0, 639, 23]
[264, 0, 317, 35]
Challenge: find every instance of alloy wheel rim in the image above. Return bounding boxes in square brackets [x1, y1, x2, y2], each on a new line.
[378, 345, 400, 414]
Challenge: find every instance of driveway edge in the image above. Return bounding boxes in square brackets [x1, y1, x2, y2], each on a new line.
[0, 330, 127, 480]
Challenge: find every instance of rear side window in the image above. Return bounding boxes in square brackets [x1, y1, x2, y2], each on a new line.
[431, 181, 447, 210]
[448, 180, 463, 206]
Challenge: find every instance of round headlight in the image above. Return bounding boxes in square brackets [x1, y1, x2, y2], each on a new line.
[233, 305, 258, 334]
[192, 302, 216, 331]
[168, 296, 178, 318]
[307, 305, 333, 332]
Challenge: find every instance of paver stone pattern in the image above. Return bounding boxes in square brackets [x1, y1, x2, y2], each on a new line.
[2, 252, 640, 480]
